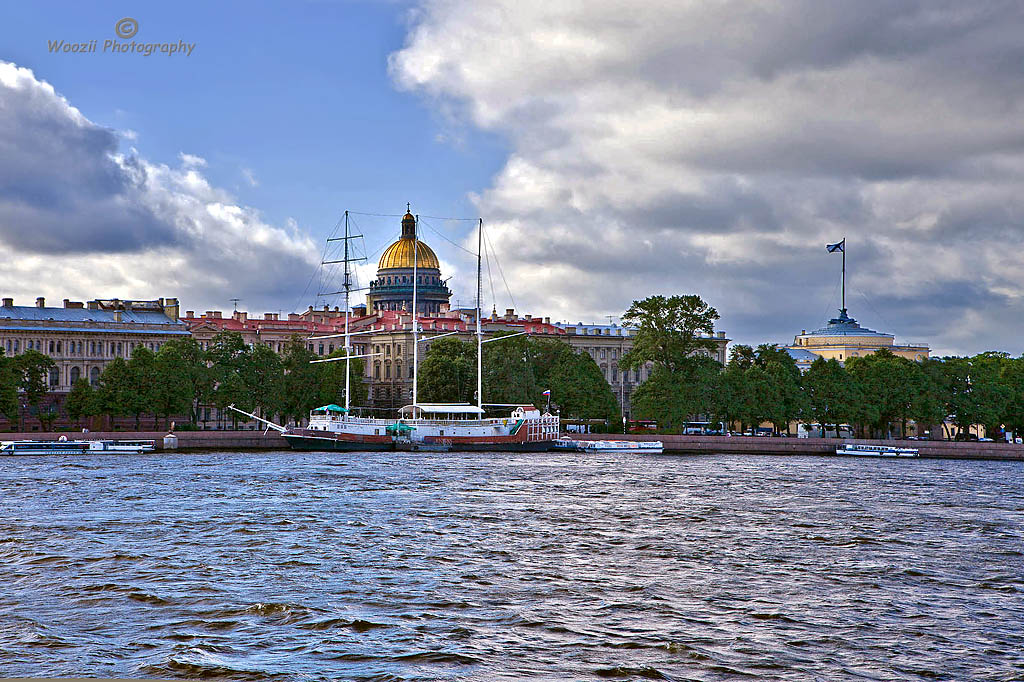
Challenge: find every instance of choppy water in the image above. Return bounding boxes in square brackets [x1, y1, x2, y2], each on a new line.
[0, 451, 1022, 681]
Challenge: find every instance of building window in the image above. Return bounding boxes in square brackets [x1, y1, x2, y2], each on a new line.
[48, 367, 59, 387]
[374, 363, 381, 379]
[408, 364, 414, 378]
[70, 366, 81, 384]
[56, 341, 61, 353]
[319, 344, 325, 355]
[385, 363, 391, 379]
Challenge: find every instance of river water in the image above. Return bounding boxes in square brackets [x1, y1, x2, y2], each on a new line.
[0, 451, 1022, 681]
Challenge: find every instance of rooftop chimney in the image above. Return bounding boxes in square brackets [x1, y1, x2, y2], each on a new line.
[544, 316, 550, 325]
[162, 297, 180, 320]
[288, 313, 301, 321]
[717, 331, 726, 338]
[63, 299, 70, 308]
[36, 297, 45, 308]
[525, 314, 532, 321]
[505, 308, 515, 321]
[233, 311, 247, 322]
[1, 297, 11, 307]
[265, 313, 278, 321]
[186, 311, 195, 318]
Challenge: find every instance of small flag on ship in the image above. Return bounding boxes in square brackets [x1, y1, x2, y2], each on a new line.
[826, 239, 845, 253]
[542, 389, 551, 397]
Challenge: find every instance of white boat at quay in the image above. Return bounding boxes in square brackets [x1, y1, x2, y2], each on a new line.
[553, 438, 664, 454]
[835, 443, 919, 458]
[0, 438, 156, 456]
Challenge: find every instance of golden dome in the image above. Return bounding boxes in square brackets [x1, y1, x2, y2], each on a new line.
[378, 237, 440, 271]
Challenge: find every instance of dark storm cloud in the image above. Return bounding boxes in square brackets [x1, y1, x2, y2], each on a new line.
[393, 0, 1024, 354]
[0, 61, 317, 314]
[0, 72, 177, 253]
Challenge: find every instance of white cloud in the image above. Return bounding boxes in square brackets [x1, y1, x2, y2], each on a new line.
[391, 0, 1024, 355]
[0, 61, 318, 315]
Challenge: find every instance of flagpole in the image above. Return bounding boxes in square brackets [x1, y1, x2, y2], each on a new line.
[842, 236, 846, 314]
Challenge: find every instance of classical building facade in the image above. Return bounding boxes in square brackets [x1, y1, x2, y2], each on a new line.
[0, 296, 189, 391]
[365, 210, 452, 315]
[786, 308, 930, 372]
[555, 321, 730, 418]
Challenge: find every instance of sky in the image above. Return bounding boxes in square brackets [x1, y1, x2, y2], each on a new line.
[2, 1, 1023, 356]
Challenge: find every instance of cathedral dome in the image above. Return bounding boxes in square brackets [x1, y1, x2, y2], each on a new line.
[378, 238, 440, 270]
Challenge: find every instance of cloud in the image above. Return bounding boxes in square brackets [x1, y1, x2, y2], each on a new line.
[241, 167, 259, 187]
[0, 61, 318, 315]
[391, 0, 1024, 355]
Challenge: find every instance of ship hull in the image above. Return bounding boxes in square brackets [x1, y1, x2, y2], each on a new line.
[282, 429, 393, 452]
[397, 439, 555, 453]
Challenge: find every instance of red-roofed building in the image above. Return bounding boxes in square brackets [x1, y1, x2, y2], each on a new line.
[182, 306, 565, 414]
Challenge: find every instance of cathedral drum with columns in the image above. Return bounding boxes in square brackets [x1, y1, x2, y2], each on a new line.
[365, 209, 452, 315]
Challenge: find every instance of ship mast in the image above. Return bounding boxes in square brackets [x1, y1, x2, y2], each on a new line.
[343, 212, 352, 411]
[476, 218, 483, 411]
[320, 211, 365, 411]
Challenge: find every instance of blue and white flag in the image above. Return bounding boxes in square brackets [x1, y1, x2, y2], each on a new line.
[826, 239, 845, 253]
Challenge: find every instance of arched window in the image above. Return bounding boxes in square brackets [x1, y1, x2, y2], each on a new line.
[48, 367, 59, 387]
[90, 367, 100, 386]
[385, 363, 391, 379]
[70, 366, 81, 384]
[374, 362, 381, 379]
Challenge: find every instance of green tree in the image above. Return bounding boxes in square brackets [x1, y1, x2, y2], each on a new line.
[65, 378, 97, 428]
[621, 295, 720, 373]
[802, 357, 860, 437]
[910, 357, 949, 438]
[941, 355, 1010, 440]
[207, 331, 251, 426]
[1001, 356, 1024, 438]
[97, 357, 134, 426]
[154, 338, 211, 425]
[482, 332, 538, 404]
[127, 346, 158, 429]
[532, 339, 620, 424]
[846, 349, 923, 438]
[0, 349, 18, 425]
[317, 347, 367, 409]
[754, 344, 805, 434]
[16, 350, 56, 430]
[240, 344, 284, 421]
[418, 337, 477, 404]
[632, 356, 721, 432]
[280, 339, 322, 423]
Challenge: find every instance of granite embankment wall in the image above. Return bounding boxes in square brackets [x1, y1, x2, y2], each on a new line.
[1, 430, 288, 450]
[575, 433, 1024, 461]
[4, 431, 1024, 461]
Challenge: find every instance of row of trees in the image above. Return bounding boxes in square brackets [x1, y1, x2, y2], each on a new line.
[417, 334, 621, 425]
[624, 295, 1024, 439]
[0, 332, 364, 430]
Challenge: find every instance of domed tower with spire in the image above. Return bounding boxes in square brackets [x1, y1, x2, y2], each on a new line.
[365, 206, 452, 315]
